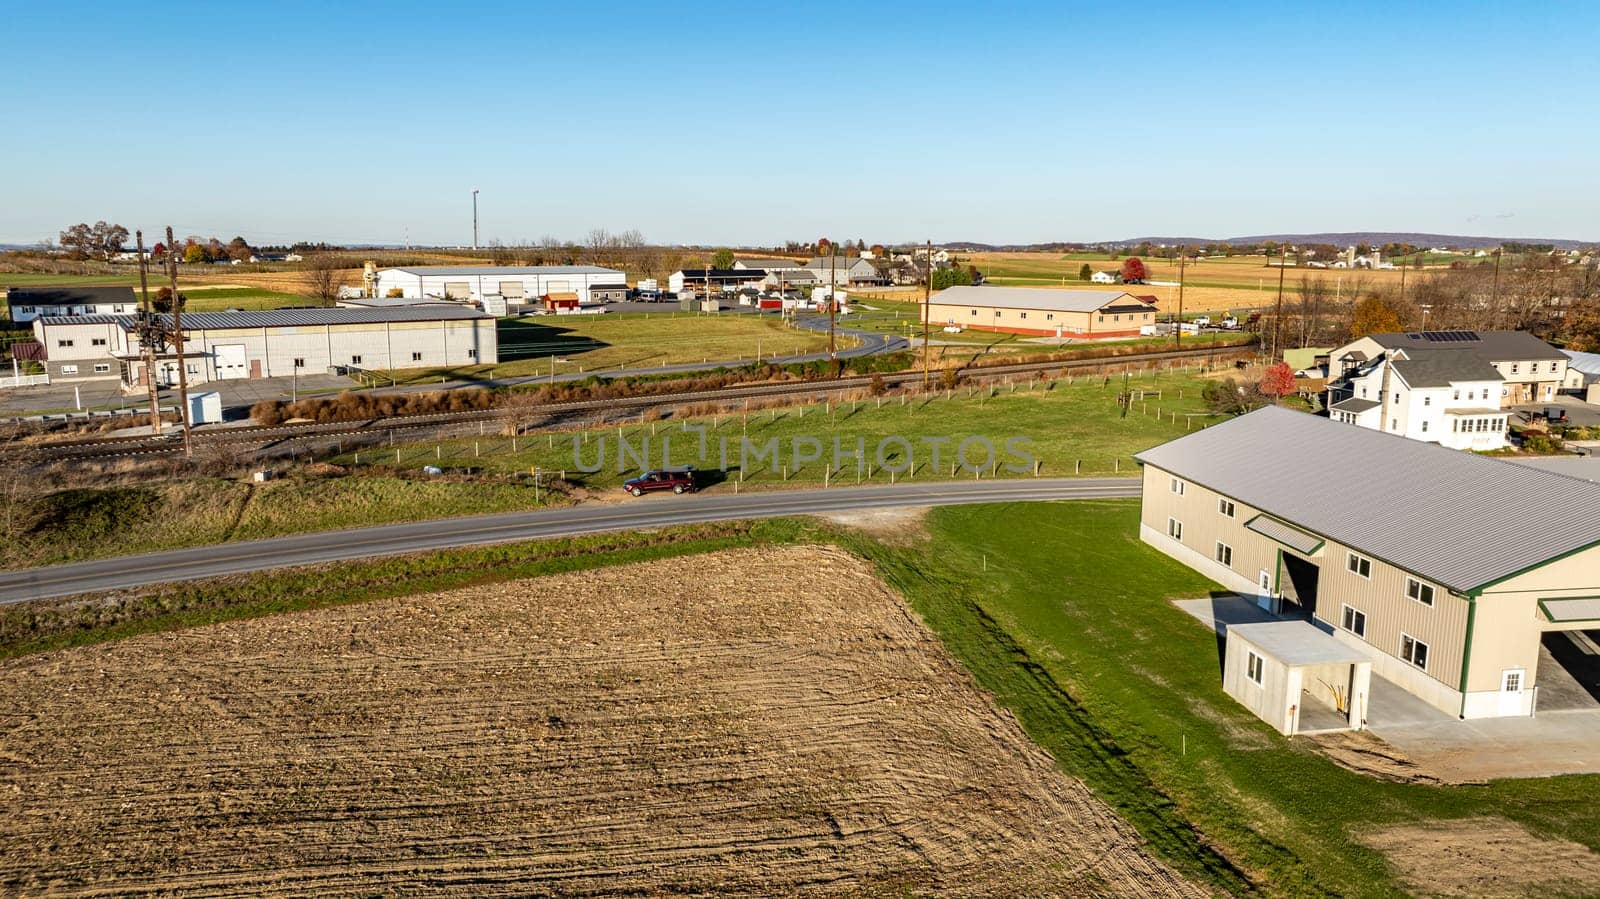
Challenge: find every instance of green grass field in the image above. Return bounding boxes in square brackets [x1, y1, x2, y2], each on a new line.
[848, 501, 1600, 896]
[380, 313, 839, 384]
[335, 367, 1226, 487]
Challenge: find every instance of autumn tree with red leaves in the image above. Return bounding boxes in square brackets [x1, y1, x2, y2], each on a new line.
[1259, 361, 1296, 404]
[1121, 257, 1147, 283]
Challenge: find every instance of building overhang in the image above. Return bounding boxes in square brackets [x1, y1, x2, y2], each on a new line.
[1244, 514, 1325, 556]
[1538, 597, 1600, 624]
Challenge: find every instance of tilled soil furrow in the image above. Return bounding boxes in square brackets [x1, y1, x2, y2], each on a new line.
[0, 545, 1202, 897]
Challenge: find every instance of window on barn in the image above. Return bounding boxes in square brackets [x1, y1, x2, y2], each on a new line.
[1347, 552, 1372, 579]
[1400, 634, 1429, 671]
[293, 358, 305, 368]
[1170, 477, 1185, 495]
[1218, 498, 1235, 517]
[1341, 605, 1367, 637]
[1167, 518, 1182, 540]
[412, 352, 423, 362]
[351, 355, 363, 365]
[1246, 650, 1264, 685]
[1214, 542, 1233, 567]
[1406, 578, 1435, 606]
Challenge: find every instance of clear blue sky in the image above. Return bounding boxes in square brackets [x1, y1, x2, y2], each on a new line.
[5, 1, 1598, 247]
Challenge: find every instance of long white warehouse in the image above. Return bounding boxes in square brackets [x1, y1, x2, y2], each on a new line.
[31, 307, 497, 386]
[371, 265, 627, 305]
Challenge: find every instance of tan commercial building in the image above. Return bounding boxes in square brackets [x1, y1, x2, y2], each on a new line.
[31, 307, 497, 387]
[927, 286, 1158, 338]
[1136, 406, 1600, 720]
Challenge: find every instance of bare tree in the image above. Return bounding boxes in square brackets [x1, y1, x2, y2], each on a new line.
[302, 253, 347, 306]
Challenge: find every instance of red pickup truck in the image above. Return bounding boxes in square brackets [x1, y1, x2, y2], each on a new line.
[622, 468, 697, 497]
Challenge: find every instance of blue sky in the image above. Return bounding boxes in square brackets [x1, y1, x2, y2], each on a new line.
[5, 1, 1598, 247]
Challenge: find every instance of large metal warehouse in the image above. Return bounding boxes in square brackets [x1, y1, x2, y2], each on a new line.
[31, 306, 496, 386]
[370, 266, 627, 306]
[1137, 405, 1600, 720]
[928, 286, 1158, 338]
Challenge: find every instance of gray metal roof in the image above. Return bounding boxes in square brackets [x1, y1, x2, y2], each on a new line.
[1134, 405, 1600, 593]
[1229, 621, 1369, 665]
[930, 285, 1152, 313]
[6, 286, 138, 307]
[1563, 349, 1600, 376]
[1330, 397, 1379, 413]
[1540, 597, 1600, 623]
[1371, 330, 1567, 362]
[36, 307, 490, 330]
[336, 296, 462, 307]
[1390, 353, 1504, 387]
[1245, 514, 1323, 555]
[382, 265, 624, 276]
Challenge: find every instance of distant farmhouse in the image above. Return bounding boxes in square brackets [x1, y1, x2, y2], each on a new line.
[928, 286, 1158, 338]
[1326, 330, 1568, 449]
[1139, 405, 1600, 722]
[802, 255, 887, 287]
[5, 286, 140, 323]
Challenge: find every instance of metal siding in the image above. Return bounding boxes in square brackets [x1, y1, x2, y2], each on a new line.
[1134, 406, 1600, 592]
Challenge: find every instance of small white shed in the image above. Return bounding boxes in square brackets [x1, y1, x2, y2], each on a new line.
[1224, 621, 1372, 736]
[187, 391, 224, 425]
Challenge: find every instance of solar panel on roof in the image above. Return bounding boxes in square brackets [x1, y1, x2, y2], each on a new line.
[1419, 330, 1480, 343]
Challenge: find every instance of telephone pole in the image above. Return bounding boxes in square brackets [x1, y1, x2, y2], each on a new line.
[1271, 246, 1288, 361]
[471, 189, 480, 251]
[821, 238, 837, 367]
[164, 226, 193, 458]
[921, 239, 932, 388]
[1490, 249, 1503, 328]
[1175, 246, 1187, 348]
[134, 231, 163, 436]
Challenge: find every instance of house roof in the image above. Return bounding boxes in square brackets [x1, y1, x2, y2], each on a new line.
[676, 269, 763, 279]
[1369, 330, 1566, 362]
[1133, 405, 1600, 594]
[381, 265, 624, 277]
[1329, 397, 1380, 413]
[803, 256, 875, 269]
[931, 286, 1153, 314]
[36, 307, 491, 330]
[736, 258, 803, 269]
[337, 296, 462, 308]
[1563, 349, 1600, 376]
[1389, 353, 1504, 388]
[5, 286, 138, 306]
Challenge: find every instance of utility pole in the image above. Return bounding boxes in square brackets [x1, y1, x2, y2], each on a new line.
[1271, 246, 1288, 361]
[164, 226, 192, 458]
[1175, 246, 1187, 347]
[134, 231, 163, 436]
[1490, 249, 1503, 329]
[472, 189, 480, 251]
[922, 239, 931, 388]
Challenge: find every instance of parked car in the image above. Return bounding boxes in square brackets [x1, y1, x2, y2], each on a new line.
[1192, 315, 1211, 327]
[622, 468, 697, 497]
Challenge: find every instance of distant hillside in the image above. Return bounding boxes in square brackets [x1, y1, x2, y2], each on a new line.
[942, 232, 1595, 252]
[1117, 232, 1594, 250]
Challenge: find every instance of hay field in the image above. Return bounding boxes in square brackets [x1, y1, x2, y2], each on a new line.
[0, 545, 1199, 897]
[968, 250, 1418, 313]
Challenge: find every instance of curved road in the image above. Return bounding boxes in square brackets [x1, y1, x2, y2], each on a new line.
[0, 478, 1139, 604]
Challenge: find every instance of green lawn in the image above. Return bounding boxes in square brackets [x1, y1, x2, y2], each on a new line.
[179, 286, 309, 311]
[380, 313, 838, 384]
[334, 367, 1226, 487]
[846, 501, 1600, 896]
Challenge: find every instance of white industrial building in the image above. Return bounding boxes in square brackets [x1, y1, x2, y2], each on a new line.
[30, 307, 496, 387]
[370, 266, 627, 306]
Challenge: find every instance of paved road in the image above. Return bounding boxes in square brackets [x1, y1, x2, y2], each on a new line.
[0, 478, 1139, 604]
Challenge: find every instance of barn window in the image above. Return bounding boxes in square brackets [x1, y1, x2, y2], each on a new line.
[412, 352, 423, 362]
[1167, 517, 1182, 540]
[351, 355, 363, 364]
[1341, 605, 1367, 637]
[1246, 650, 1264, 685]
[1400, 634, 1430, 671]
[1406, 578, 1435, 607]
[293, 358, 305, 368]
[1347, 552, 1371, 579]
[93, 363, 110, 373]
[1214, 542, 1233, 567]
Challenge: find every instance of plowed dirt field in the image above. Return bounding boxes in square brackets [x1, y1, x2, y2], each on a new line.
[0, 546, 1199, 897]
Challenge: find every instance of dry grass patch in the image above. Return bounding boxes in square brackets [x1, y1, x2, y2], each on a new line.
[1361, 817, 1600, 897]
[0, 545, 1199, 897]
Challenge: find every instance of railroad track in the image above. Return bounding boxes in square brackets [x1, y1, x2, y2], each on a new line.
[19, 343, 1253, 461]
